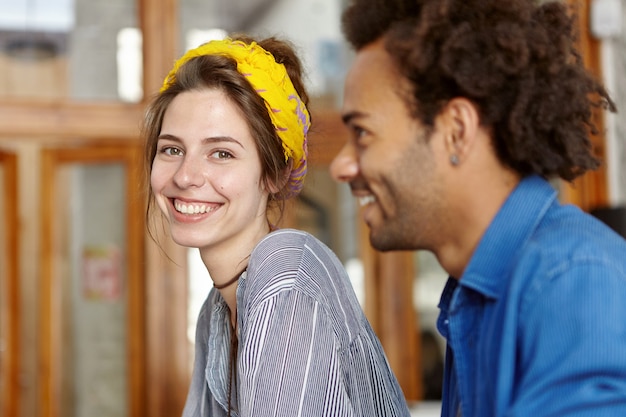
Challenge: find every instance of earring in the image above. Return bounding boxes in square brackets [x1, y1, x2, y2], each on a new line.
[450, 154, 460, 166]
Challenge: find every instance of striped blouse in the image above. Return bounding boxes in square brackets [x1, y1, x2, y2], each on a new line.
[182, 229, 411, 417]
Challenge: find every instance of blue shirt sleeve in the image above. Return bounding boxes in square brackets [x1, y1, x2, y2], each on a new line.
[511, 261, 626, 416]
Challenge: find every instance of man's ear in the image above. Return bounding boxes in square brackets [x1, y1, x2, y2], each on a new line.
[440, 98, 480, 166]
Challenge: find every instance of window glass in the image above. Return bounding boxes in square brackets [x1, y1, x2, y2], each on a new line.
[0, 0, 141, 102]
[55, 163, 128, 417]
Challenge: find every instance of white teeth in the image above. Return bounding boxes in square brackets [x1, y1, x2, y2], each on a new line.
[358, 195, 376, 207]
[174, 201, 215, 214]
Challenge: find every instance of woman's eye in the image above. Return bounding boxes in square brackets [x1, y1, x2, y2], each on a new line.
[160, 146, 183, 156]
[212, 150, 233, 159]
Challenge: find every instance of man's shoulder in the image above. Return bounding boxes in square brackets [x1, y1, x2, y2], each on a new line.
[513, 203, 626, 285]
[534, 203, 626, 258]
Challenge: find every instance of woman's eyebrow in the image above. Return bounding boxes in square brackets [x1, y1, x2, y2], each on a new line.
[157, 134, 244, 149]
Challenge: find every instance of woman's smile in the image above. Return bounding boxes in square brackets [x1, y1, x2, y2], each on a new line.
[173, 198, 221, 215]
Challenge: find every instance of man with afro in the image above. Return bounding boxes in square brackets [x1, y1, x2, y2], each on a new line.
[331, 1, 626, 416]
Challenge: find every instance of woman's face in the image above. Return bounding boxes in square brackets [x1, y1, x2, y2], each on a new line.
[150, 88, 271, 252]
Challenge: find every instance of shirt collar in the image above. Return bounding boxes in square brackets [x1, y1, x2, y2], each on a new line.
[458, 175, 557, 299]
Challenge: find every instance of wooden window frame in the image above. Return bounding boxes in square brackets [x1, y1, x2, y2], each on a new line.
[39, 143, 145, 417]
[0, 150, 19, 417]
[561, 0, 609, 210]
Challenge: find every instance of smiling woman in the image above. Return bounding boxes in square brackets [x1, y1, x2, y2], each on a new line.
[151, 88, 269, 252]
[141, 35, 411, 417]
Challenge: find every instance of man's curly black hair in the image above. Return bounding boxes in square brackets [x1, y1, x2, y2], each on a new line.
[342, 0, 616, 181]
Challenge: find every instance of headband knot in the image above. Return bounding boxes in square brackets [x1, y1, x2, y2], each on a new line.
[161, 38, 311, 198]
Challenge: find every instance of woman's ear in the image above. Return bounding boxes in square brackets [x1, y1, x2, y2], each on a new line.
[266, 158, 293, 195]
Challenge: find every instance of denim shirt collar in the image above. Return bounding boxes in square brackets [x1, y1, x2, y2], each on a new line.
[457, 175, 557, 300]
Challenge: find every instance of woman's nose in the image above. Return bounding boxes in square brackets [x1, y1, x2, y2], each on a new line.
[173, 155, 206, 189]
[330, 142, 359, 183]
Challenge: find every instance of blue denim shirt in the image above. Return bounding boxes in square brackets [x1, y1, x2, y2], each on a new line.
[438, 175, 626, 417]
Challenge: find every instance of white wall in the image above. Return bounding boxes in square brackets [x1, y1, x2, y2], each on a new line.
[246, 0, 348, 101]
[601, 2, 626, 206]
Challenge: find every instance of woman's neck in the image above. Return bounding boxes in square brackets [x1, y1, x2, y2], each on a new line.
[199, 222, 271, 325]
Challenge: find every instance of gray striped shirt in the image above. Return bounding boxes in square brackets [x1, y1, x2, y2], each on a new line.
[182, 229, 410, 417]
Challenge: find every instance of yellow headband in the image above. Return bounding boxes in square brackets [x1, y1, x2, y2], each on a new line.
[161, 38, 311, 198]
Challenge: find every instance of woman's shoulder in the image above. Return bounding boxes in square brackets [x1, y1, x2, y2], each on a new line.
[245, 228, 344, 297]
[258, 227, 316, 247]
[251, 228, 329, 260]
[242, 229, 368, 342]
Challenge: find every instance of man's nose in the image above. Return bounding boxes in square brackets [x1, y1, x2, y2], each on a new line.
[330, 142, 359, 183]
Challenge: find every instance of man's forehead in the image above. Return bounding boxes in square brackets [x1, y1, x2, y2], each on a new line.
[347, 42, 400, 93]
[344, 41, 412, 111]
[351, 40, 393, 74]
